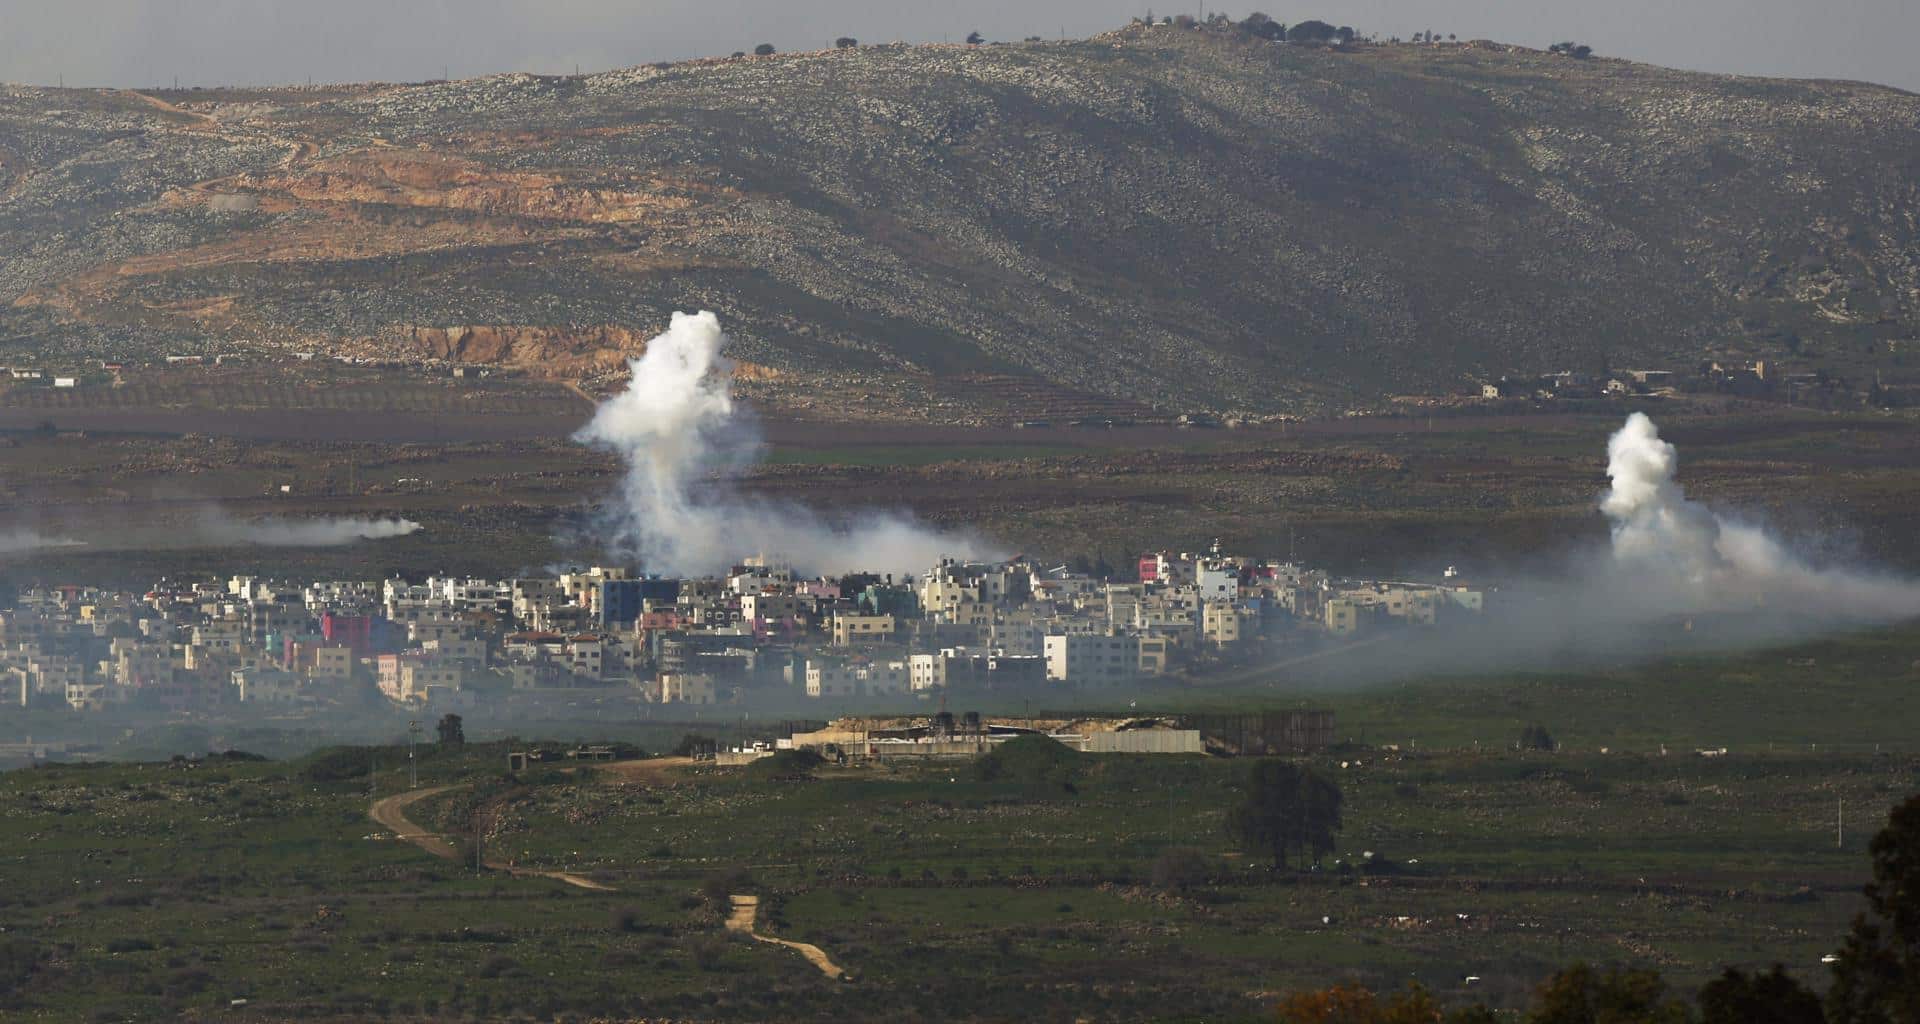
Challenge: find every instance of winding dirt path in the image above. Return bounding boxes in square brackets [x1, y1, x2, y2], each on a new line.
[368, 784, 460, 857]
[368, 783, 614, 891]
[725, 895, 845, 979]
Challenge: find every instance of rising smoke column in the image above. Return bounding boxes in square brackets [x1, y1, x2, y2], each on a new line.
[574, 310, 993, 577]
[1601, 412, 1920, 620]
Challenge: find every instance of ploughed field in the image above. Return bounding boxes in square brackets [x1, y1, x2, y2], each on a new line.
[3, 397, 1920, 583]
[5, 624, 1917, 1021]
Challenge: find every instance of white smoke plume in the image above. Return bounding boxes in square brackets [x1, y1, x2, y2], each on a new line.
[199, 514, 422, 547]
[575, 310, 994, 577]
[1276, 412, 1920, 686]
[0, 528, 85, 554]
[1601, 412, 1920, 621]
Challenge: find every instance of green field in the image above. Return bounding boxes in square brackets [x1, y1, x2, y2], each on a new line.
[5, 628, 1918, 1021]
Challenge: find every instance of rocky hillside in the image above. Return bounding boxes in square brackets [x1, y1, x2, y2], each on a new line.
[2, 25, 1917, 417]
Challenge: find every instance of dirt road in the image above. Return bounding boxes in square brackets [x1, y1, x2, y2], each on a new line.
[368, 783, 614, 892]
[599, 756, 694, 784]
[368, 784, 461, 858]
[725, 895, 845, 980]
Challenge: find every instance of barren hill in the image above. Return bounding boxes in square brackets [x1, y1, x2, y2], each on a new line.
[2, 25, 1917, 418]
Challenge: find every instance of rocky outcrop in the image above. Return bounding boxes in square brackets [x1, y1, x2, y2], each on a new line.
[400, 324, 648, 372]
[397, 324, 782, 380]
[235, 151, 724, 223]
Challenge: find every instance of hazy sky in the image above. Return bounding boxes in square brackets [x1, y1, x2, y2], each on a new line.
[3, 0, 1915, 93]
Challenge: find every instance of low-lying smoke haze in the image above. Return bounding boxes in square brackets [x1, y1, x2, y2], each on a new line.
[197, 514, 422, 547]
[0, 529, 86, 554]
[4, 0, 1915, 93]
[575, 310, 993, 578]
[0, 513, 422, 552]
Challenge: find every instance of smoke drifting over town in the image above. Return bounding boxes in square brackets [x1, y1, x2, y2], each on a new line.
[575, 311, 992, 578]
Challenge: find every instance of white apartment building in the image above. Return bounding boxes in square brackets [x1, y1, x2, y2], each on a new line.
[1043, 632, 1140, 688]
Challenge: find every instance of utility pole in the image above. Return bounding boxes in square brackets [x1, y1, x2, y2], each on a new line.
[408, 719, 421, 789]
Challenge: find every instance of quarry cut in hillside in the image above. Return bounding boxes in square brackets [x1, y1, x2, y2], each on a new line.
[394, 323, 783, 379]
[1, 24, 1917, 417]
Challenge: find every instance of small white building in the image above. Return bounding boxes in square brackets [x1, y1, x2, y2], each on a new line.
[660, 672, 716, 704]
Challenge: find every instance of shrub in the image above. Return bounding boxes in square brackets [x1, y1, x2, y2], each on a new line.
[299, 746, 377, 783]
[687, 936, 729, 971]
[835, 36, 858, 48]
[0, 936, 44, 990]
[1568, 776, 1611, 797]
[700, 869, 751, 911]
[476, 954, 519, 979]
[1150, 847, 1211, 892]
[163, 967, 213, 997]
[752, 43, 775, 56]
[974, 735, 1079, 786]
[1519, 725, 1557, 751]
[745, 749, 824, 780]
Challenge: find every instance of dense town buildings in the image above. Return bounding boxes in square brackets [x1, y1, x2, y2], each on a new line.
[0, 546, 1485, 713]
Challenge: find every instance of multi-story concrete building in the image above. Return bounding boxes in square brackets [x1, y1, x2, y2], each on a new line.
[1043, 632, 1140, 688]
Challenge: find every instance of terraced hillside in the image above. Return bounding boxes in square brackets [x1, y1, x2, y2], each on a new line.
[2, 25, 1917, 416]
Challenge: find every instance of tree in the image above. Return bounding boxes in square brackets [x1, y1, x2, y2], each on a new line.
[1520, 724, 1557, 751]
[965, 31, 984, 45]
[1287, 19, 1338, 44]
[1828, 792, 1920, 1023]
[436, 713, 464, 745]
[1699, 966, 1823, 1024]
[1276, 982, 1487, 1023]
[1239, 12, 1284, 40]
[835, 36, 858, 48]
[1335, 26, 1356, 44]
[671, 733, 717, 757]
[753, 43, 775, 56]
[1225, 760, 1342, 869]
[1528, 964, 1691, 1024]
